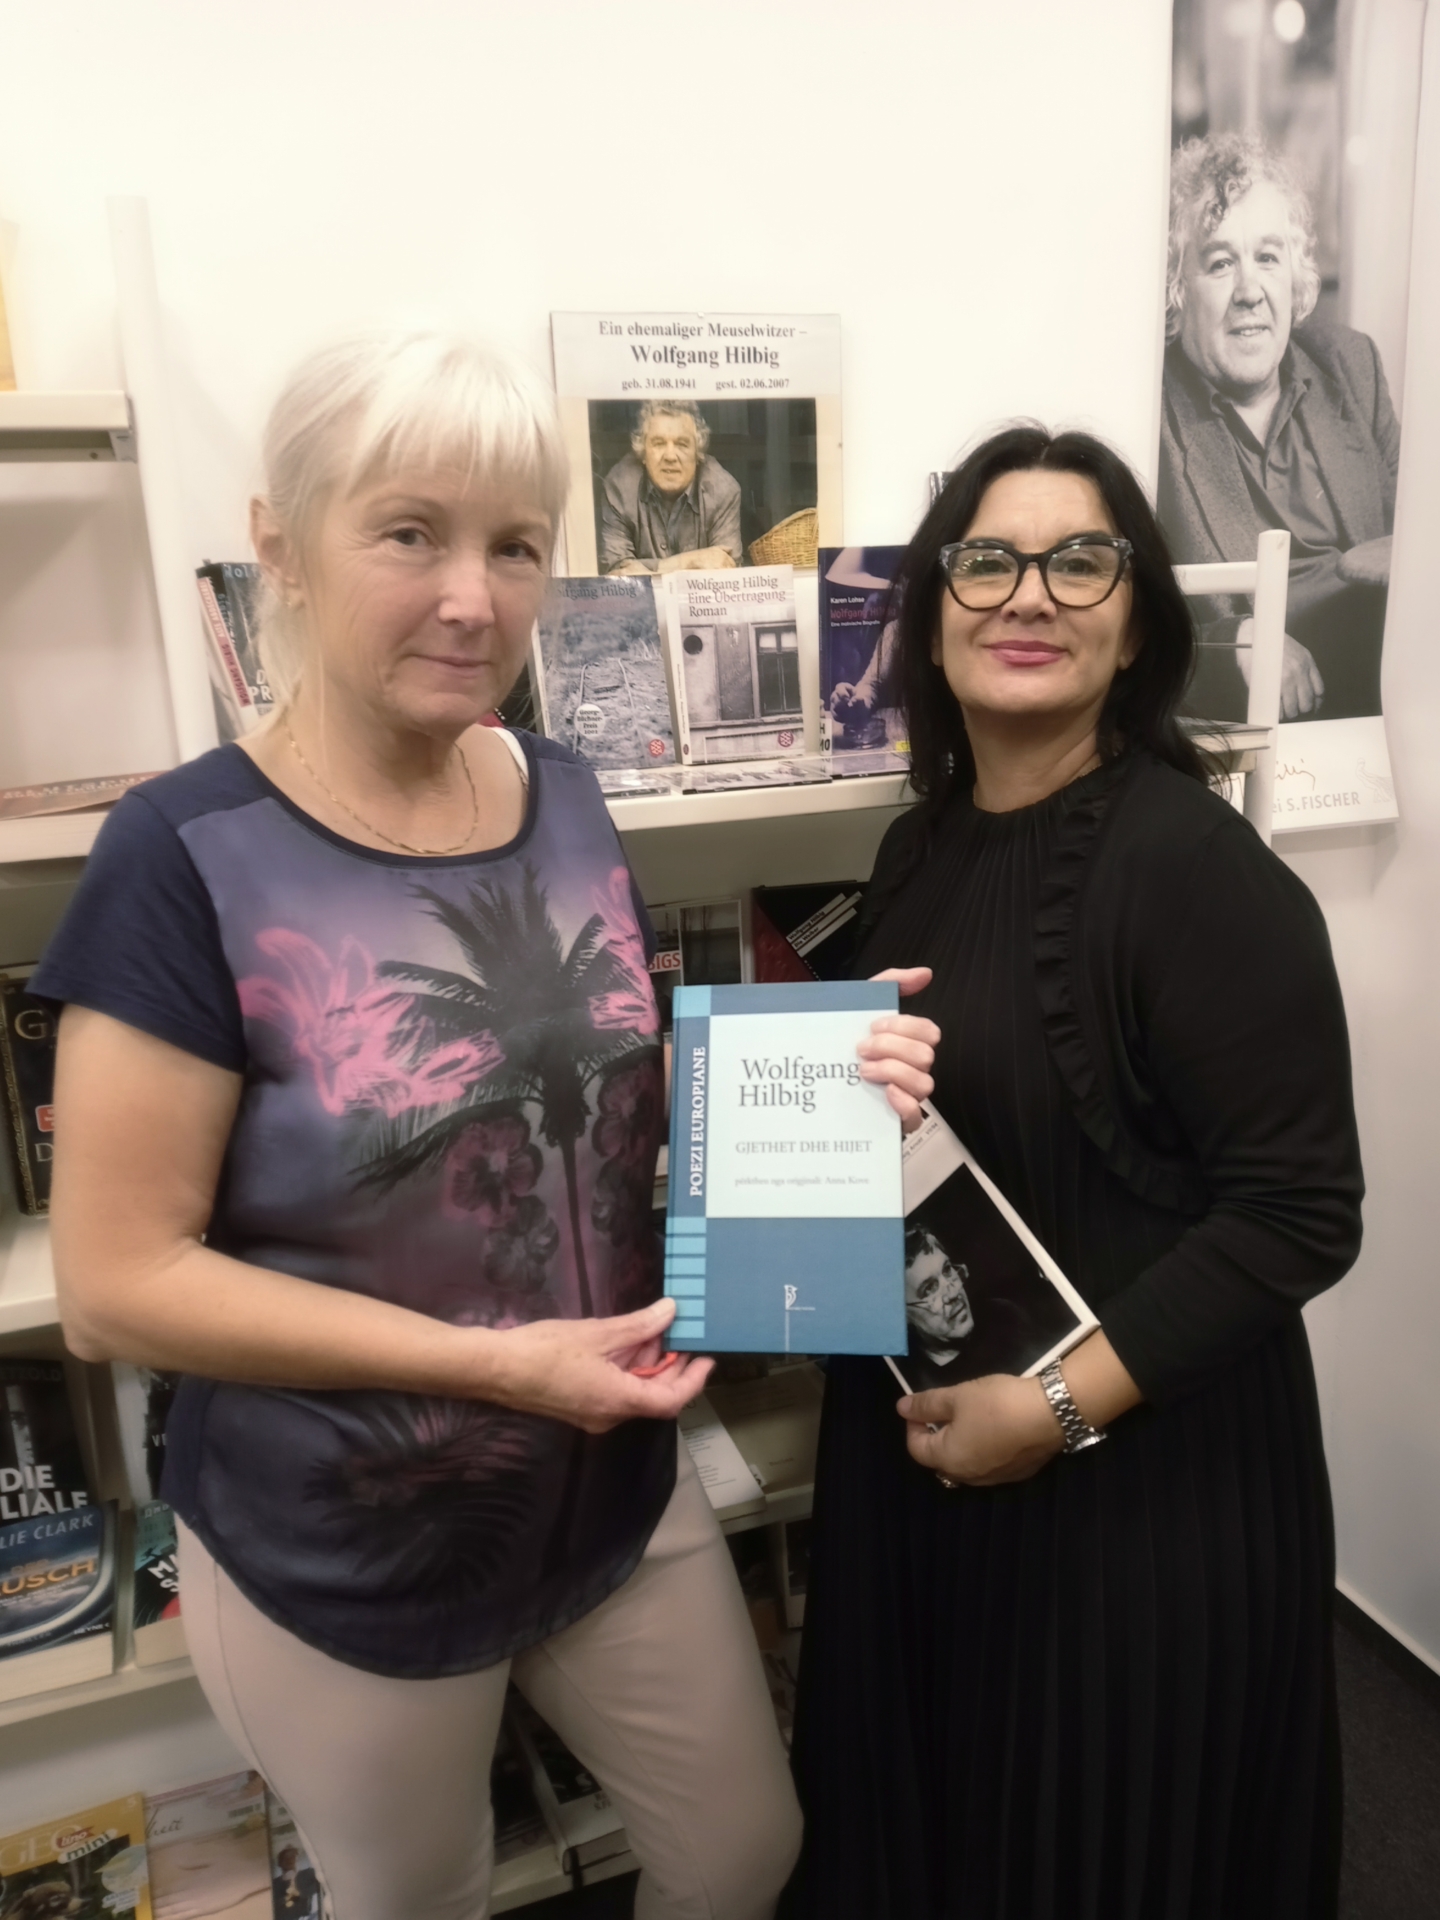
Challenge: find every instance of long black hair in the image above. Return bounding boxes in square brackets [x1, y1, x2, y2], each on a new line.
[895, 423, 1210, 814]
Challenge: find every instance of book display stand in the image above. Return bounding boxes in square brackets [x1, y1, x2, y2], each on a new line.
[0, 197, 1291, 1897]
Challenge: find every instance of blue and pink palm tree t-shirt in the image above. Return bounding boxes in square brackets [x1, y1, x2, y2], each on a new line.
[33, 733, 677, 1676]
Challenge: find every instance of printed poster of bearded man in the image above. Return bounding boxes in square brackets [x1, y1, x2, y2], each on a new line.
[1162, 0, 1425, 828]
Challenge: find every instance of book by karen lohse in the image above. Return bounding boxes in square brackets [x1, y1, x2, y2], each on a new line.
[665, 982, 905, 1354]
[889, 1104, 1099, 1394]
[818, 545, 909, 774]
[532, 575, 676, 770]
[0, 1794, 154, 1920]
[0, 970, 56, 1213]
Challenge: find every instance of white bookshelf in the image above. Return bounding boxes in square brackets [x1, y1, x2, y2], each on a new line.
[0, 1652, 195, 1731]
[0, 1209, 57, 1333]
[0, 390, 133, 462]
[0, 812, 107, 864]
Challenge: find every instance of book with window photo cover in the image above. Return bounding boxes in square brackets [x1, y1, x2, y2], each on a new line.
[888, 1105, 1097, 1395]
[663, 568, 818, 766]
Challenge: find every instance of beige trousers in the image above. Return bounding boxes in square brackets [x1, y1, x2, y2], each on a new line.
[177, 1437, 801, 1920]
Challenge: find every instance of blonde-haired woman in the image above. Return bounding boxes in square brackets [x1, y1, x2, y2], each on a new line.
[38, 334, 937, 1920]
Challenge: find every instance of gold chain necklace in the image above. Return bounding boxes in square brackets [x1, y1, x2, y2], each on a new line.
[282, 719, 479, 856]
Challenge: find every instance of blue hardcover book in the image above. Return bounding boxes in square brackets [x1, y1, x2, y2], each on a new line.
[665, 981, 906, 1354]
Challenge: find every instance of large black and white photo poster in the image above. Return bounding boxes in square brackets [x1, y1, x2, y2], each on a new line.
[1162, 0, 1426, 829]
[550, 312, 841, 579]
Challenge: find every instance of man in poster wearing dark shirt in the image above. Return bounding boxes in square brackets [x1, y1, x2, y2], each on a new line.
[902, 1224, 1067, 1388]
[1159, 131, 1400, 722]
[600, 400, 743, 575]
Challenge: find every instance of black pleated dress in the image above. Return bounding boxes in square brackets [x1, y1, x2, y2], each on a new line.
[783, 754, 1362, 1920]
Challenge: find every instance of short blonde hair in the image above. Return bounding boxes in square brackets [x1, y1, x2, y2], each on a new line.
[1166, 133, 1321, 344]
[254, 332, 569, 705]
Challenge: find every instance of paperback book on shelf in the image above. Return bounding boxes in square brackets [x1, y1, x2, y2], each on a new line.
[0, 1350, 113, 1698]
[0, 1355, 94, 1521]
[0, 1500, 117, 1703]
[531, 575, 676, 770]
[112, 1361, 179, 1505]
[0, 968, 56, 1213]
[889, 1104, 1098, 1393]
[665, 981, 905, 1354]
[146, 1771, 271, 1920]
[0, 1794, 154, 1920]
[132, 1499, 185, 1666]
[549, 310, 842, 577]
[196, 562, 271, 744]
[751, 882, 868, 984]
[818, 545, 909, 774]
[663, 568, 817, 765]
[648, 896, 748, 1035]
[508, 1694, 630, 1877]
[264, 1792, 322, 1920]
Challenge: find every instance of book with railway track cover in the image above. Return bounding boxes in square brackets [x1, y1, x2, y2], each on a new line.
[531, 575, 676, 771]
[0, 1795, 153, 1920]
[665, 981, 905, 1354]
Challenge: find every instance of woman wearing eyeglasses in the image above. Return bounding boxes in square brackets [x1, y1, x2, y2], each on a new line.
[783, 426, 1361, 1920]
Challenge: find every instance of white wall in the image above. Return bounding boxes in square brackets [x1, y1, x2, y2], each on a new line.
[0, 0, 1436, 1789]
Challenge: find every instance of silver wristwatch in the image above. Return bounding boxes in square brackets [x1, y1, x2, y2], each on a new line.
[1039, 1362, 1107, 1454]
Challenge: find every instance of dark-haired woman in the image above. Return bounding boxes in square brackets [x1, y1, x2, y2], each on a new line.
[783, 427, 1361, 1920]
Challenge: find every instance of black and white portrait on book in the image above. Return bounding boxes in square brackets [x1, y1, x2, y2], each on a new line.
[1162, 0, 1425, 827]
[900, 1170, 1083, 1395]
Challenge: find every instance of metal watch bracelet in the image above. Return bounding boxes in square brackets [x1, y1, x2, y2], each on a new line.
[1039, 1361, 1107, 1454]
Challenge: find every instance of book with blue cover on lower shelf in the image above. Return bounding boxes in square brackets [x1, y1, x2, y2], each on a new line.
[665, 981, 906, 1354]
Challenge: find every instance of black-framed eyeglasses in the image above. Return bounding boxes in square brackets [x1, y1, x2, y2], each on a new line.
[938, 535, 1133, 610]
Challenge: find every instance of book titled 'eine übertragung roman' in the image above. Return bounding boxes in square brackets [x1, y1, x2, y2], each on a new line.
[665, 982, 905, 1354]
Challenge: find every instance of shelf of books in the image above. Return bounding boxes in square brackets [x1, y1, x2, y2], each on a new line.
[606, 769, 911, 833]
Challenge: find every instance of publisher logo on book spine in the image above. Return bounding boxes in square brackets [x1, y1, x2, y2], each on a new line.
[783, 1283, 815, 1353]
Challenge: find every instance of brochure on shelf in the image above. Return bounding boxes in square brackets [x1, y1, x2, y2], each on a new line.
[264, 1791, 322, 1920]
[509, 1693, 631, 1877]
[0, 1793, 153, 1920]
[665, 981, 905, 1354]
[888, 1104, 1098, 1394]
[549, 310, 841, 578]
[677, 1393, 766, 1520]
[146, 1770, 271, 1920]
